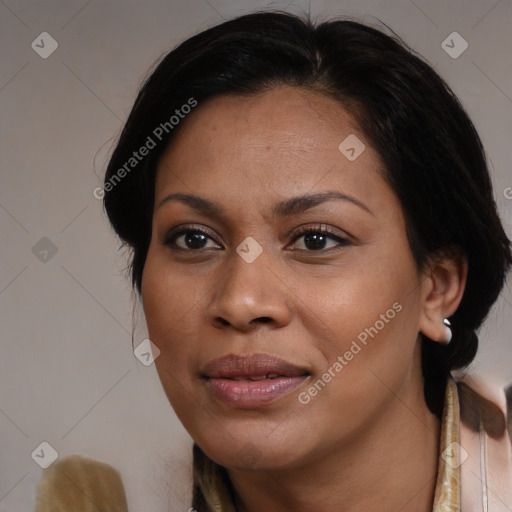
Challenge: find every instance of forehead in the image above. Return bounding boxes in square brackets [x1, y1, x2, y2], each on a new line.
[159, 86, 362, 162]
[154, 86, 389, 210]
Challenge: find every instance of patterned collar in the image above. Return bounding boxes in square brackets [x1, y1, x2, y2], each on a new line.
[432, 377, 461, 511]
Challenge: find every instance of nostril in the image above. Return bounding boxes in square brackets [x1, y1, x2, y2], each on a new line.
[213, 316, 273, 328]
[254, 317, 272, 324]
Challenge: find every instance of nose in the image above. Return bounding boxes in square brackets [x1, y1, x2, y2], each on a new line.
[206, 250, 292, 332]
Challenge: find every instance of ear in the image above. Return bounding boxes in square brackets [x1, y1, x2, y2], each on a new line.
[418, 251, 468, 343]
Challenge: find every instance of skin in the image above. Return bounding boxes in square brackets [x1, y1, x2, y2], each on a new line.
[141, 86, 467, 512]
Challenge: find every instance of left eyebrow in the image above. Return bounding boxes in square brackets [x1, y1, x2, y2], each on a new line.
[157, 190, 374, 220]
[269, 191, 374, 221]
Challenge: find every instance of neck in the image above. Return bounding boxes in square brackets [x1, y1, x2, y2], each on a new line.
[228, 380, 442, 512]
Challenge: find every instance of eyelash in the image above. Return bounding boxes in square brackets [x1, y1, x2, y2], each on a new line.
[162, 224, 351, 253]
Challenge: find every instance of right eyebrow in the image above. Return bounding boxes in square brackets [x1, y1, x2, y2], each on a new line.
[157, 193, 222, 217]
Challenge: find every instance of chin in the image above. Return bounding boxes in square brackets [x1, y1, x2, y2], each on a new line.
[211, 445, 298, 472]
[195, 424, 310, 472]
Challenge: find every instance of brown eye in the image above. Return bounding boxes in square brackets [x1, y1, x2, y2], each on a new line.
[163, 227, 221, 251]
[290, 227, 351, 252]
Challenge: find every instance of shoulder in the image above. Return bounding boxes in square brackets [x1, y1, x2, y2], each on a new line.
[35, 454, 128, 511]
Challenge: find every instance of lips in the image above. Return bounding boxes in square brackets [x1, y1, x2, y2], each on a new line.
[202, 353, 308, 379]
[201, 353, 309, 408]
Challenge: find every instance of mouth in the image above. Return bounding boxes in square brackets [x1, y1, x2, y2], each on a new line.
[201, 353, 310, 408]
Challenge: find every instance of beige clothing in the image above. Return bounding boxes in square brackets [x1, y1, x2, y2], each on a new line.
[434, 377, 512, 511]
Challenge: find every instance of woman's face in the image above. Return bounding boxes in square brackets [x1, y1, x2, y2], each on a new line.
[142, 86, 430, 470]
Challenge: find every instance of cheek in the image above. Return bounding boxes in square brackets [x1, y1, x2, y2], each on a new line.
[142, 255, 208, 423]
[297, 247, 420, 399]
[295, 288, 418, 441]
[141, 251, 203, 380]
[142, 249, 203, 332]
[300, 252, 412, 345]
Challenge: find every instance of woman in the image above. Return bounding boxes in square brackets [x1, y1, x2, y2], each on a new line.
[102, 11, 512, 511]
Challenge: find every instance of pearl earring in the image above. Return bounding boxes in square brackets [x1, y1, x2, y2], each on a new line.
[440, 318, 452, 345]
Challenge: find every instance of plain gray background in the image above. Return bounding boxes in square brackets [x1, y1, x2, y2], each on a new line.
[1, 0, 511, 510]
